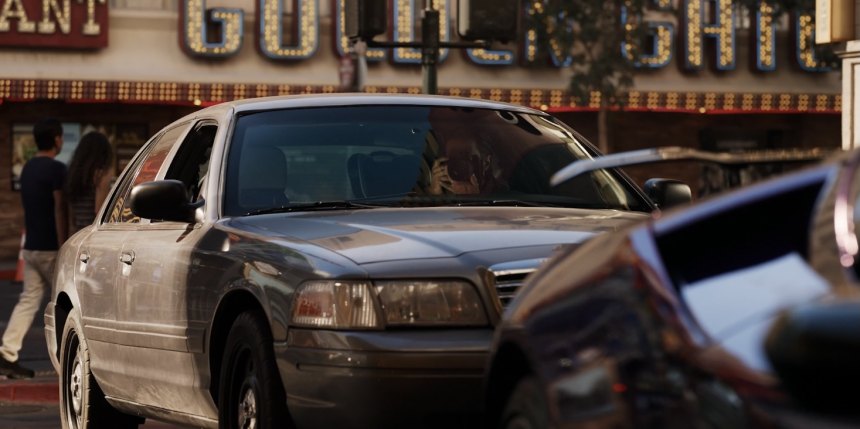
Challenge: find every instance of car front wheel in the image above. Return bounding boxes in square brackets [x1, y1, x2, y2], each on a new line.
[500, 376, 549, 429]
[59, 308, 140, 429]
[218, 311, 291, 429]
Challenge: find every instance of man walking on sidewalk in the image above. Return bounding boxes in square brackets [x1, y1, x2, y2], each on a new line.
[0, 118, 67, 378]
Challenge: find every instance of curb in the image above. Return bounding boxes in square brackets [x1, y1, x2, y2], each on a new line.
[0, 270, 16, 281]
[0, 379, 58, 404]
[0, 369, 59, 405]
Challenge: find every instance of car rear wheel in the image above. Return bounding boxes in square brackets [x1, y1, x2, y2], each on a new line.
[60, 309, 140, 429]
[500, 376, 548, 429]
[218, 311, 291, 429]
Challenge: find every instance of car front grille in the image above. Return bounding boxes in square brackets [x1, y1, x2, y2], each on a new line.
[494, 271, 531, 308]
[489, 258, 545, 309]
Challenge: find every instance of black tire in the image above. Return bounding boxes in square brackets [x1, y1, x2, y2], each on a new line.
[218, 311, 291, 429]
[59, 309, 140, 429]
[500, 376, 549, 429]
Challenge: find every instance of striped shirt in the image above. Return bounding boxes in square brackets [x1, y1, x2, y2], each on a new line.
[69, 189, 96, 234]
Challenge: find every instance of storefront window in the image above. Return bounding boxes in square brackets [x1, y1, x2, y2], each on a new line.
[10, 122, 148, 191]
[698, 127, 790, 197]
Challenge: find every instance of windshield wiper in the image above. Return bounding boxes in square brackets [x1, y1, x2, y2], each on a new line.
[354, 191, 417, 201]
[447, 199, 551, 208]
[245, 200, 385, 216]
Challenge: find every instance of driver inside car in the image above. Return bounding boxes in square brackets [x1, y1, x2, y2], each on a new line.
[430, 137, 499, 195]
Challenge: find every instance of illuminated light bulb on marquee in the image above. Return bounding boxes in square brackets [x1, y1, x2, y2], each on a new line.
[523, 0, 573, 67]
[684, 0, 736, 71]
[0, 0, 827, 74]
[393, 0, 450, 64]
[180, 0, 243, 57]
[37, 0, 71, 34]
[81, 0, 106, 36]
[667, 92, 679, 109]
[0, 0, 36, 33]
[756, 0, 775, 71]
[621, 0, 674, 69]
[796, 12, 831, 72]
[0, 0, 109, 49]
[0, 0, 835, 86]
[464, 0, 514, 67]
[257, 0, 318, 60]
[466, 46, 514, 66]
[95, 82, 107, 100]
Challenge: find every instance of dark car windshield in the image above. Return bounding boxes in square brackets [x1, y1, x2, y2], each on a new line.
[223, 105, 651, 216]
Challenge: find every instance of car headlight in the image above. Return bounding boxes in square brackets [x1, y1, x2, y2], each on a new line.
[375, 280, 488, 327]
[290, 280, 488, 329]
[291, 281, 380, 329]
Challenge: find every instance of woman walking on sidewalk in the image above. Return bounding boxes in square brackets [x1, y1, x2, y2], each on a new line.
[66, 131, 114, 236]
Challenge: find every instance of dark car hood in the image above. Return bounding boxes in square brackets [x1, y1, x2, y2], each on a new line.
[231, 207, 649, 265]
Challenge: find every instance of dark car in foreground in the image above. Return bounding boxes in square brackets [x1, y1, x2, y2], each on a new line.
[485, 147, 860, 429]
[43, 94, 693, 429]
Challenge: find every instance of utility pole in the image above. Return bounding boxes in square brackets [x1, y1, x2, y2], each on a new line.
[346, 0, 513, 95]
[421, 1, 440, 95]
[360, 1, 484, 95]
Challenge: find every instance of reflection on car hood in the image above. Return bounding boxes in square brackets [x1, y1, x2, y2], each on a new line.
[232, 207, 649, 264]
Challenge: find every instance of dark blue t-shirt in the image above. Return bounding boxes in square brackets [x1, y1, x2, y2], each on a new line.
[21, 156, 67, 251]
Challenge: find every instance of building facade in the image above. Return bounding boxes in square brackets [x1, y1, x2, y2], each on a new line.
[817, 0, 860, 149]
[0, 0, 842, 259]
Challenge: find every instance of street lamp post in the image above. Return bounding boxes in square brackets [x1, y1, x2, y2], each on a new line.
[356, 1, 491, 95]
[421, 2, 440, 95]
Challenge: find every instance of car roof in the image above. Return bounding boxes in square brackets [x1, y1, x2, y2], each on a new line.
[190, 93, 546, 118]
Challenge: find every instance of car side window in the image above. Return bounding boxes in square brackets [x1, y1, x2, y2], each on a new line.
[164, 121, 217, 203]
[105, 123, 190, 224]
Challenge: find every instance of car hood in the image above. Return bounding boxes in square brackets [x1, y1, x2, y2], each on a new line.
[231, 207, 649, 265]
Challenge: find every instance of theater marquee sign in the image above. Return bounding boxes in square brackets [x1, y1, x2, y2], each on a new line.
[178, 0, 831, 73]
[0, 0, 108, 48]
[0, 0, 834, 74]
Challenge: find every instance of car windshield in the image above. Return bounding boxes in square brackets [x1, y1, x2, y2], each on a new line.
[223, 105, 651, 216]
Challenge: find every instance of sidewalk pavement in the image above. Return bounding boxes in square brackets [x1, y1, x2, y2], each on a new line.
[0, 260, 59, 404]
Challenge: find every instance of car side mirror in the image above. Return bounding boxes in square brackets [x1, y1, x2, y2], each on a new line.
[130, 179, 202, 223]
[643, 178, 691, 210]
[765, 300, 860, 415]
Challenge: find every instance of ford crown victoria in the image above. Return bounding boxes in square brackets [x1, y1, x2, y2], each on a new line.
[44, 94, 686, 429]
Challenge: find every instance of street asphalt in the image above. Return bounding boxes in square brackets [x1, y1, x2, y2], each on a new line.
[0, 263, 57, 406]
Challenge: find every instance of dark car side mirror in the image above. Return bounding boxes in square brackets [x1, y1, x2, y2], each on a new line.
[765, 300, 860, 415]
[643, 178, 691, 210]
[130, 180, 203, 223]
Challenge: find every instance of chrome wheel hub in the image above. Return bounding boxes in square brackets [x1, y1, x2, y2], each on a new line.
[238, 386, 257, 429]
[70, 353, 83, 417]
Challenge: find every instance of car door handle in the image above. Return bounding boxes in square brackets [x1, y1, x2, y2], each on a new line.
[79, 252, 89, 263]
[120, 251, 135, 265]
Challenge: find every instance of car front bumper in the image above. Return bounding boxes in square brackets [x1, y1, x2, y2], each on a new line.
[277, 328, 492, 429]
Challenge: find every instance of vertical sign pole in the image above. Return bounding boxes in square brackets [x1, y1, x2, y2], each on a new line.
[421, 1, 440, 94]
